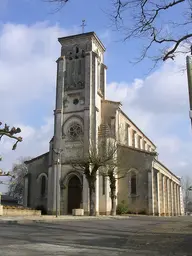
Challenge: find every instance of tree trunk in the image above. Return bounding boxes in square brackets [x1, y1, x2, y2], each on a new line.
[84, 166, 98, 216]
[111, 189, 116, 216]
[89, 183, 95, 216]
[109, 174, 116, 216]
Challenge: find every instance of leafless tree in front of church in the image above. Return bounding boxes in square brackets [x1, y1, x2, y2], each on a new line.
[7, 157, 31, 204]
[181, 175, 192, 214]
[47, 0, 192, 64]
[71, 138, 118, 216]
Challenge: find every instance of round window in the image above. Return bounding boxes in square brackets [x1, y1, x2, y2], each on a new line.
[73, 98, 79, 105]
[67, 122, 82, 140]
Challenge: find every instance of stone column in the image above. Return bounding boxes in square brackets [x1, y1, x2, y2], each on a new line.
[151, 168, 155, 216]
[137, 134, 140, 149]
[174, 183, 178, 216]
[162, 175, 165, 215]
[105, 176, 111, 215]
[177, 184, 180, 215]
[148, 171, 152, 215]
[49, 56, 65, 215]
[127, 124, 130, 146]
[132, 130, 136, 148]
[171, 181, 175, 216]
[100, 62, 107, 99]
[140, 137, 144, 150]
[134, 131, 138, 148]
[95, 172, 100, 215]
[177, 185, 181, 215]
[179, 186, 184, 216]
[90, 52, 96, 143]
[157, 172, 161, 216]
[167, 178, 171, 216]
[173, 182, 177, 216]
[129, 128, 133, 147]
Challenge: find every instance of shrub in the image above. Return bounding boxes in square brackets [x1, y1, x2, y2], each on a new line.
[116, 200, 129, 215]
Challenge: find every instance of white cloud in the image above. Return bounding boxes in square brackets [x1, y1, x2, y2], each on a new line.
[0, 22, 74, 177]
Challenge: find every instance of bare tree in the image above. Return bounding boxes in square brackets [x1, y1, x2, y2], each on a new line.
[47, 0, 192, 63]
[0, 122, 22, 150]
[8, 157, 31, 204]
[71, 138, 117, 216]
[112, 0, 192, 63]
[181, 175, 192, 214]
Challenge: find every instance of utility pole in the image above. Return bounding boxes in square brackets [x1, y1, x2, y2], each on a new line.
[186, 47, 192, 126]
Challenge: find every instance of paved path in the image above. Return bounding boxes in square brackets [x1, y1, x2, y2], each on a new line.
[0, 216, 191, 255]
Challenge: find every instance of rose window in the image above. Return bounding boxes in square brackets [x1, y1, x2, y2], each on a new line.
[67, 122, 82, 140]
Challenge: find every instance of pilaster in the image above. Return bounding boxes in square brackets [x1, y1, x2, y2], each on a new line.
[23, 176, 29, 207]
[177, 185, 181, 215]
[105, 176, 111, 215]
[171, 181, 174, 216]
[95, 171, 100, 215]
[162, 175, 166, 215]
[174, 183, 177, 215]
[83, 174, 89, 214]
[151, 168, 155, 215]
[167, 178, 171, 216]
[48, 56, 65, 215]
[157, 172, 161, 216]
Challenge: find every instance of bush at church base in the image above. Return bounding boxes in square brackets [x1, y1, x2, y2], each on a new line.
[116, 200, 129, 215]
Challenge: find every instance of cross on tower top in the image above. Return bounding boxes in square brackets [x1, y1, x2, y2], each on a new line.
[81, 20, 86, 34]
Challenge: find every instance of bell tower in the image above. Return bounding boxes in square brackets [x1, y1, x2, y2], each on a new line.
[48, 32, 107, 215]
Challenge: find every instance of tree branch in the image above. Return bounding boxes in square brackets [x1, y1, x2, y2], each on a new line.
[0, 122, 22, 150]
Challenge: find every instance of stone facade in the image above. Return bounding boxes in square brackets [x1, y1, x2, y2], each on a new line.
[24, 153, 48, 213]
[24, 32, 183, 216]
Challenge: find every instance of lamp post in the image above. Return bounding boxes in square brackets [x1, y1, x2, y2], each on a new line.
[53, 149, 63, 217]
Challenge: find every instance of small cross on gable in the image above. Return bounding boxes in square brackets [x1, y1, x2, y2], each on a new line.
[81, 20, 86, 34]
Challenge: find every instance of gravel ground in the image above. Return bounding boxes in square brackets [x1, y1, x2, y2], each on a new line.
[0, 216, 191, 256]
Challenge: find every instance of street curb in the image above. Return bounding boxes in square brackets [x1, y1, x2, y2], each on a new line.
[0, 216, 131, 224]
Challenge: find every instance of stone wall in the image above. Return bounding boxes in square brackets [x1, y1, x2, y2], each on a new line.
[25, 152, 49, 213]
[2, 207, 41, 216]
[117, 145, 154, 214]
[0, 205, 3, 216]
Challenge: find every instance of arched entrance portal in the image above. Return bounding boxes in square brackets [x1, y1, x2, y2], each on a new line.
[68, 175, 82, 214]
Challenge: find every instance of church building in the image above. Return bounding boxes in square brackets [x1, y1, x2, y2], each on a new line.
[24, 32, 183, 216]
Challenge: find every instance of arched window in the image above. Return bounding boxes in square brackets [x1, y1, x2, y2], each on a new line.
[41, 176, 46, 197]
[131, 172, 137, 195]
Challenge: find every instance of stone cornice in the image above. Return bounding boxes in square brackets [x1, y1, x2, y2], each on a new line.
[54, 109, 62, 114]
[63, 110, 84, 114]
